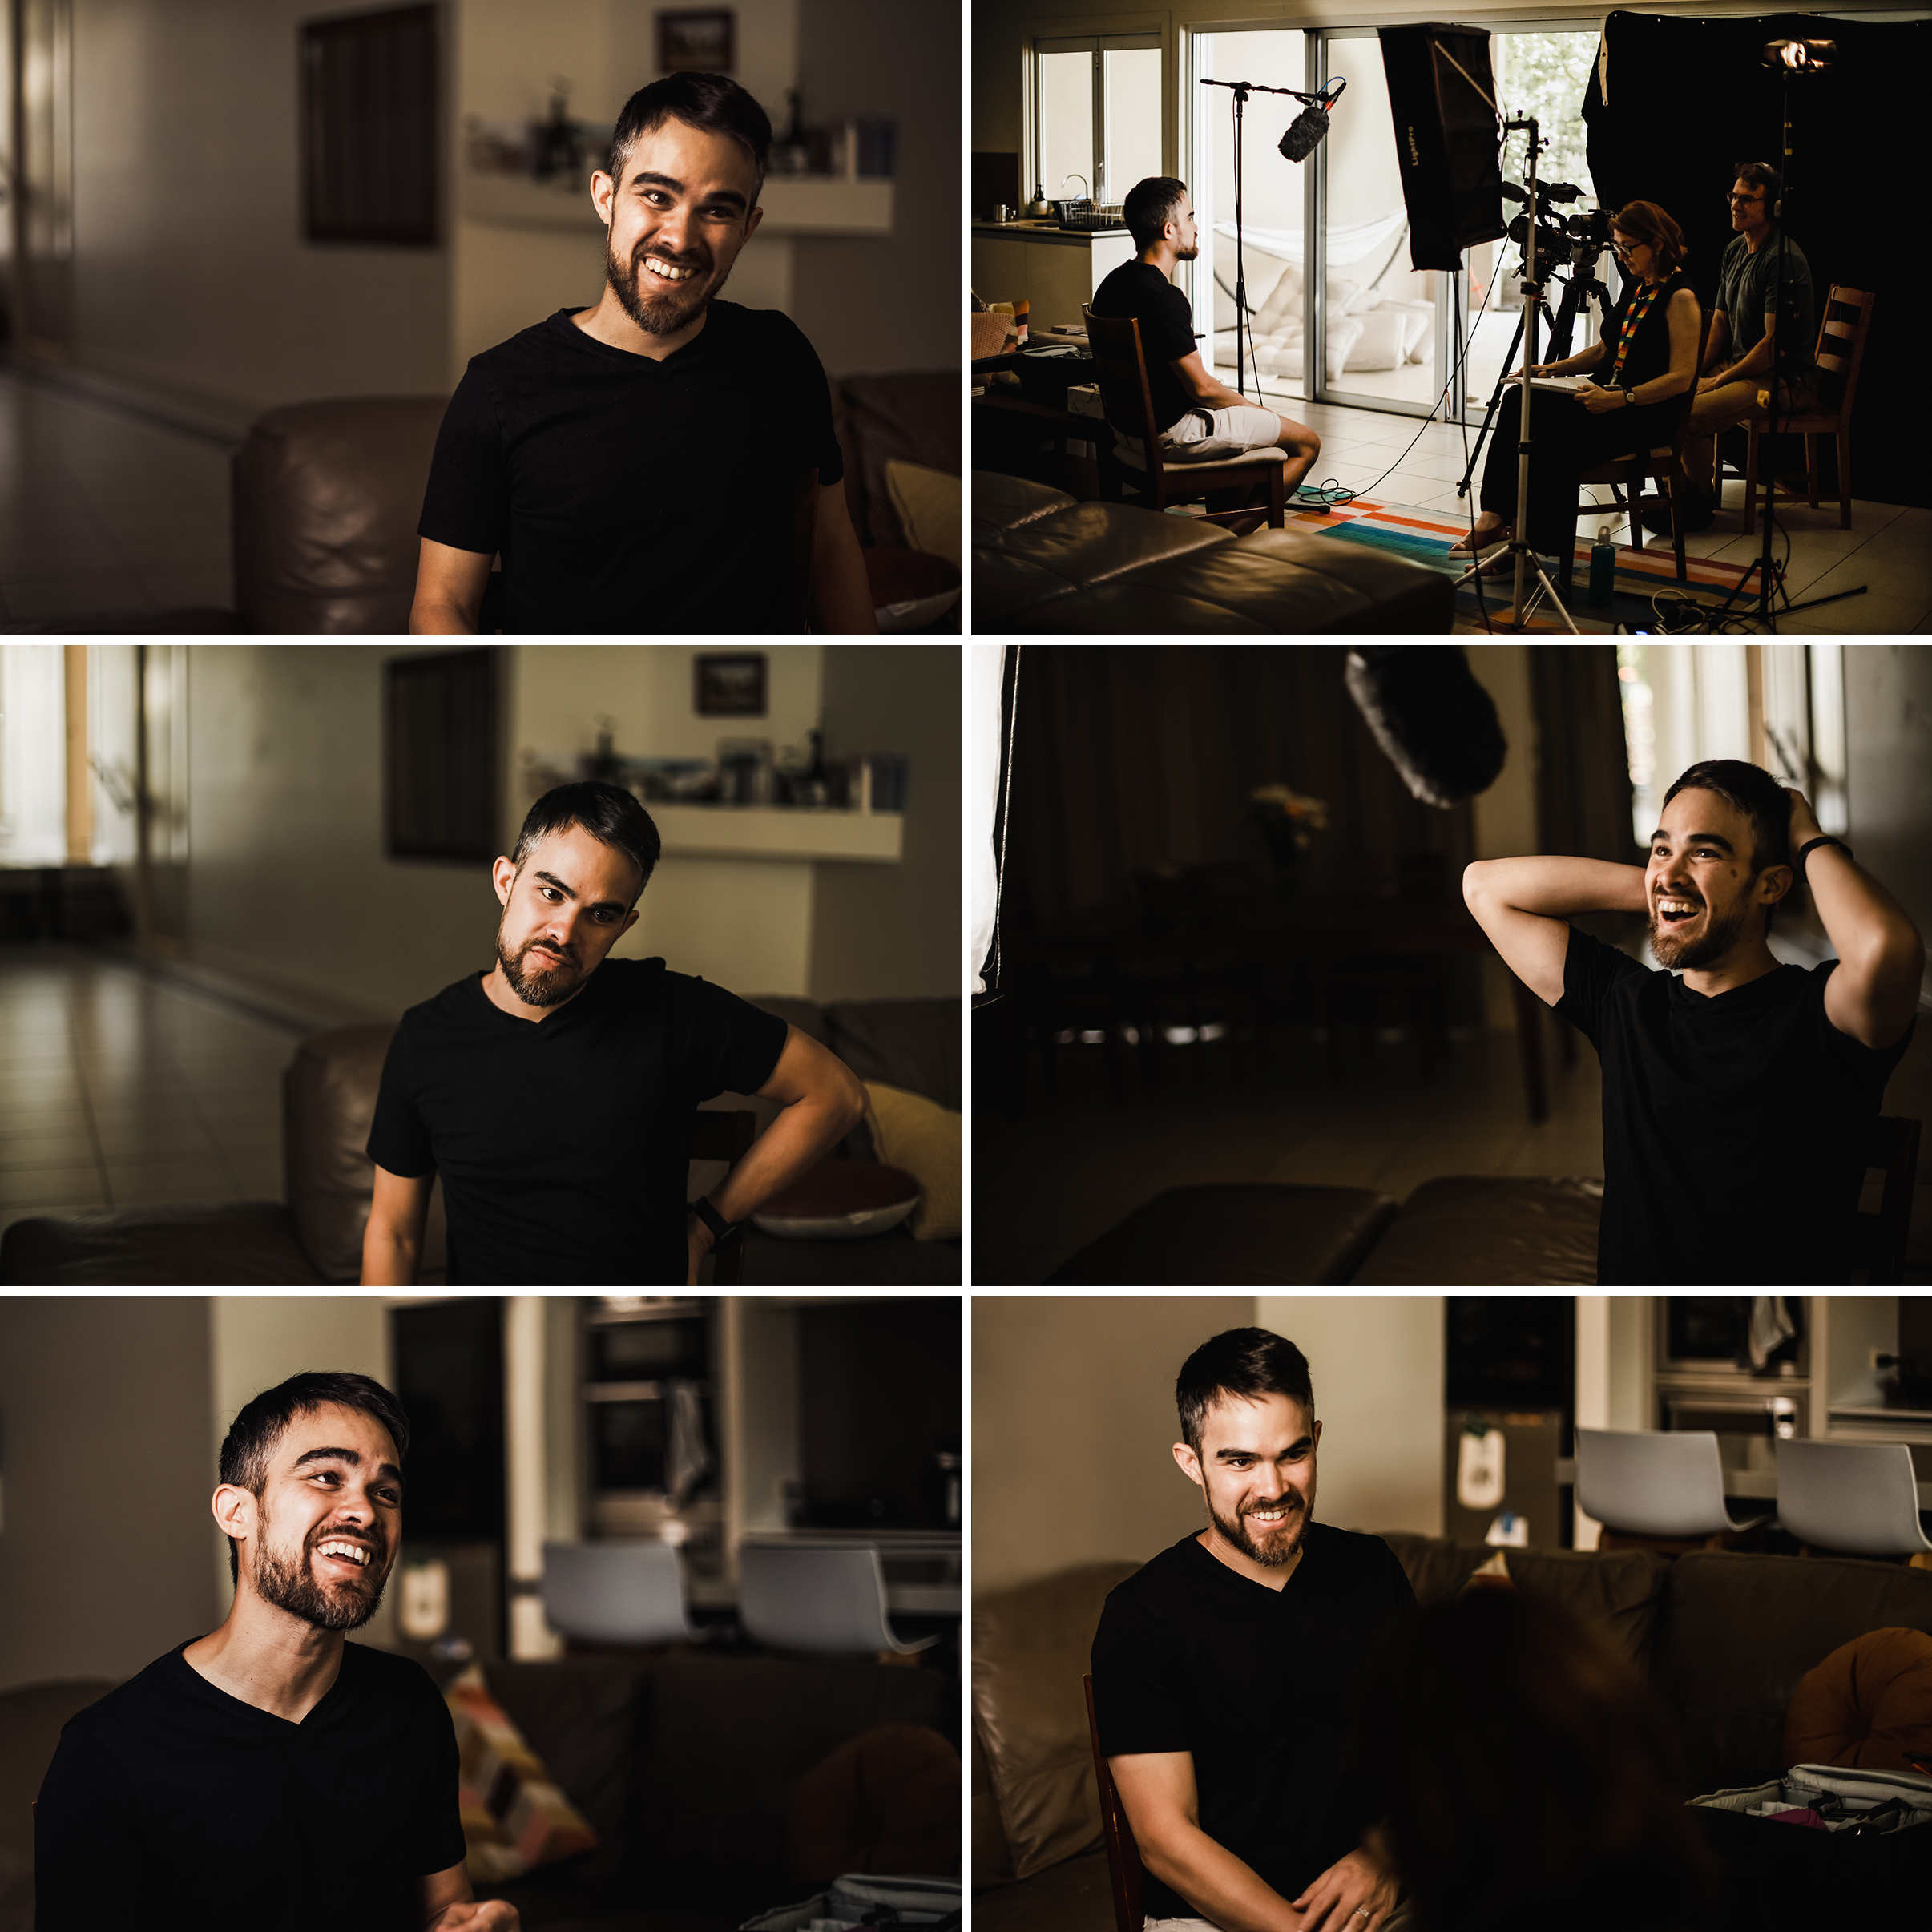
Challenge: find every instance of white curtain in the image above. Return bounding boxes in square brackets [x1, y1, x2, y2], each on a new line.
[0, 643, 69, 865]
[967, 645, 1009, 994]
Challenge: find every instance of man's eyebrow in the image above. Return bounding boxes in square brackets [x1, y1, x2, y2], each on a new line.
[292, 1446, 404, 1487]
[628, 168, 747, 212]
[531, 869, 627, 916]
[1648, 829, 1734, 852]
[1216, 1438, 1313, 1460]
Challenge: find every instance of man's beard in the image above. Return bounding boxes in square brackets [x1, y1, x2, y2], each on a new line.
[1176, 240, 1200, 261]
[1649, 893, 1755, 970]
[607, 229, 721, 336]
[1209, 1493, 1309, 1567]
[252, 1531, 386, 1632]
[498, 930, 581, 1007]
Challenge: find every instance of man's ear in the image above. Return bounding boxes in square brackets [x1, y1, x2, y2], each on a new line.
[1757, 863, 1794, 910]
[1173, 1442, 1205, 1490]
[491, 856, 517, 908]
[590, 167, 615, 227]
[212, 1484, 256, 1564]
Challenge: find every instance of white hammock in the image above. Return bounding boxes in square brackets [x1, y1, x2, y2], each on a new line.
[1211, 207, 1410, 270]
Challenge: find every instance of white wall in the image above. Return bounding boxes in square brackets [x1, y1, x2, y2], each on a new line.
[0, 644, 69, 866]
[69, 0, 450, 417]
[1465, 643, 1539, 1029]
[1255, 1294, 1444, 1537]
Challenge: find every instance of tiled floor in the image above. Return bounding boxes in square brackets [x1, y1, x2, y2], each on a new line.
[0, 368, 235, 626]
[0, 946, 298, 1246]
[974, 1014, 1606, 1285]
[1280, 397, 1932, 633]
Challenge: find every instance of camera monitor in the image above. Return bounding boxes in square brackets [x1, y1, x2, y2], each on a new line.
[1377, 24, 1506, 269]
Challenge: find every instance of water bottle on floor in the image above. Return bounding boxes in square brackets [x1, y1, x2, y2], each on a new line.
[1588, 524, 1616, 607]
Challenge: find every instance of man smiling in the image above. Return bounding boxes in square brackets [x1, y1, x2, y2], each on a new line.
[361, 780, 866, 1286]
[410, 71, 874, 634]
[1465, 757, 1922, 1285]
[1091, 1329, 1417, 1932]
[34, 1373, 507, 1932]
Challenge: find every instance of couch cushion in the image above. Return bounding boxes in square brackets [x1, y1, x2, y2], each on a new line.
[784, 1722, 961, 1882]
[446, 1662, 601, 1882]
[972, 472, 1079, 535]
[1783, 1626, 1932, 1775]
[284, 1023, 448, 1283]
[1350, 1176, 1603, 1285]
[822, 1000, 961, 1112]
[233, 397, 448, 633]
[1652, 1551, 1932, 1793]
[836, 374, 961, 548]
[0, 1201, 325, 1285]
[861, 1083, 961, 1242]
[971, 1562, 1140, 1882]
[1044, 1184, 1398, 1286]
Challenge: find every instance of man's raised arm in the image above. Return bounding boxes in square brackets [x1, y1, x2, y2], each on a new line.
[1462, 856, 1649, 1008]
[1793, 789, 1925, 1049]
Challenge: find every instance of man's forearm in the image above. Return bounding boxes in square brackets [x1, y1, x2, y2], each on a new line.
[708, 1089, 865, 1226]
[1464, 854, 1648, 919]
[809, 516, 878, 635]
[409, 599, 478, 635]
[360, 1225, 421, 1287]
[1139, 1821, 1303, 1932]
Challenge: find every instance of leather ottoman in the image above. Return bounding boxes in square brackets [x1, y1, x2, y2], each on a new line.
[1349, 1175, 1603, 1285]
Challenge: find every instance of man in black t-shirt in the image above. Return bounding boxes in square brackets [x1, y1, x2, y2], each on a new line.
[1091, 176, 1321, 491]
[1091, 1329, 1415, 1932]
[362, 781, 866, 1287]
[1466, 758, 1922, 1285]
[35, 1371, 494, 1932]
[411, 72, 874, 635]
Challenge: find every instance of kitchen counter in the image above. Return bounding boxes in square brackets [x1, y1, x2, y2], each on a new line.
[973, 222, 1137, 335]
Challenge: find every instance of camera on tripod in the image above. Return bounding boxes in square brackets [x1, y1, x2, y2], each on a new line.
[1500, 180, 1610, 266]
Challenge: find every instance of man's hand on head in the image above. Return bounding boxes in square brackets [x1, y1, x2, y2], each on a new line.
[1290, 1845, 1398, 1932]
[1785, 786, 1824, 851]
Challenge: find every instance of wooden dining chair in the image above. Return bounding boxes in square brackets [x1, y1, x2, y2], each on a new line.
[1081, 308, 1289, 529]
[690, 1107, 756, 1285]
[1560, 302, 1713, 591]
[1083, 1672, 1145, 1932]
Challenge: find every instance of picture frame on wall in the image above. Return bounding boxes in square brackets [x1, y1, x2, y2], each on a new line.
[694, 652, 767, 717]
[657, 10, 735, 74]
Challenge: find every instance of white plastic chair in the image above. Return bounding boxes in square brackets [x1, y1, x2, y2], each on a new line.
[540, 1539, 695, 1647]
[1575, 1427, 1772, 1540]
[736, 1542, 938, 1656]
[1774, 1438, 1932, 1561]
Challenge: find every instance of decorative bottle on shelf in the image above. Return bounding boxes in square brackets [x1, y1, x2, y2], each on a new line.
[1588, 523, 1616, 607]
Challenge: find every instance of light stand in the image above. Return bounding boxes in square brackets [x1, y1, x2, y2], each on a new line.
[1710, 38, 1865, 631]
[1450, 115, 1579, 633]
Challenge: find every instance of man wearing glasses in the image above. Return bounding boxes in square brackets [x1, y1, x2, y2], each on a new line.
[1663, 161, 1816, 533]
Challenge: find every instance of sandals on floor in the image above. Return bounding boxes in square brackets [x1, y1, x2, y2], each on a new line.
[1449, 524, 1511, 555]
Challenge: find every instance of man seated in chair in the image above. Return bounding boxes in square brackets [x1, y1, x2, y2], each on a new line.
[361, 780, 867, 1287]
[1092, 177, 1322, 488]
[1464, 760, 1920, 1285]
[1092, 1329, 1416, 1932]
[409, 71, 874, 635]
[37, 1373, 515, 1932]
[1659, 161, 1817, 534]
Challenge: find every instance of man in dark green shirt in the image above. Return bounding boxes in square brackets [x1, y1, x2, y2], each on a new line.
[1670, 159, 1817, 530]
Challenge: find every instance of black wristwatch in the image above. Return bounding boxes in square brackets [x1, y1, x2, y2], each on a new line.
[688, 1196, 736, 1245]
[1797, 834, 1852, 878]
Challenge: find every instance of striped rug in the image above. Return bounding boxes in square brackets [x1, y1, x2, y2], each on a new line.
[1285, 495, 1761, 633]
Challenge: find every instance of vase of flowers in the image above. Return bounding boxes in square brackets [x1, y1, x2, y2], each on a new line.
[1250, 784, 1329, 901]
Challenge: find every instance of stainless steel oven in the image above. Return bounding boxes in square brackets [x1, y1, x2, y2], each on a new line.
[1657, 1297, 1809, 1378]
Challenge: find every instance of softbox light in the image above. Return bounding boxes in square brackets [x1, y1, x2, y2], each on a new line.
[1377, 24, 1506, 270]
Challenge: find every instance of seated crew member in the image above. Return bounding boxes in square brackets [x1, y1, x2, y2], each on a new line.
[34, 1373, 506, 1932]
[1667, 161, 1817, 534]
[1464, 759, 1922, 1286]
[410, 71, 875, 635]
[1091, 1328, 1417, 1932]
[1091, 176, 1321, 490]
[1453, 200, 1700, 566]
[361, 780, 867, 1287]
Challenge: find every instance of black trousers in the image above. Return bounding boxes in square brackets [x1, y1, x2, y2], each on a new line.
[1478, 386, 1680, 557]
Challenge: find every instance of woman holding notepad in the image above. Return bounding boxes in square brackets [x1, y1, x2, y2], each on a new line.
[1451, 201, 1703, 567]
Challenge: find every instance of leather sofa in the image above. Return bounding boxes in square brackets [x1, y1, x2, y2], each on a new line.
[970, 1535, 1932, 1932]
[2, 1648, 958, 1932]
[973, 471, 1454, 635]
[0, 994, 960, 1288]
[1043, 1176, 1602, 1286]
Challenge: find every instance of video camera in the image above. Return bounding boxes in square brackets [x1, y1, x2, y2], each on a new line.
[1499, 179, 1611, 265]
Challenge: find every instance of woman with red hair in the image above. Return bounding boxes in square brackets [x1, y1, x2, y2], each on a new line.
[1453, 200, 1702, 567]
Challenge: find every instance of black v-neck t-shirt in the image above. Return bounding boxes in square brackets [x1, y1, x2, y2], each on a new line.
[417, 300, 842, 635]
[1091, 1523, 1417, 1919]
[365, 956, 789, 1286]
[34, 1639, 463, 1932]
[1091, 260, 1199, 432]
[1558, 927, 1914, 1285]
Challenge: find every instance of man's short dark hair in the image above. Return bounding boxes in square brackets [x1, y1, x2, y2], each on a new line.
[1660, 757, 1793, 926]
[1177, 1328, 1314, 1454]
[607, 72, 772, 201]
[514, 780, 662, 902]
[1125, 175, 1189, 250]
[218, 1372, 410, 1586]
[1732, 159, 1782, 208]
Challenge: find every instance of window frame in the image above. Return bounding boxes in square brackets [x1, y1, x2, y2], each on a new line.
[1031, 30, 1164, 210]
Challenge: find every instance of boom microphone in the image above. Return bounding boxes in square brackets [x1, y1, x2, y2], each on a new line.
[1277, 106, 1331, 163]
[1345, 648, 1508, 808]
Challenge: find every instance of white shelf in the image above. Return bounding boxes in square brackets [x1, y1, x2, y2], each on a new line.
[654, 804, 901, 863]
[460, 171, 893, 238]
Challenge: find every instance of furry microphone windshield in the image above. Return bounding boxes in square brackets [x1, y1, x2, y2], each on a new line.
[1345, 647, 1507, 808]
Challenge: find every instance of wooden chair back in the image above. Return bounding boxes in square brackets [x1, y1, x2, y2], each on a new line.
[1083, 1672, 1145, 1932]
[690, 1107, 757, 1285]
[1808, 284, 1875, 426]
